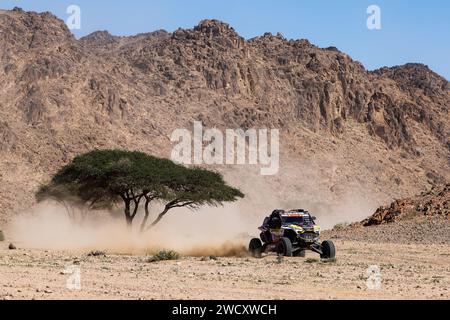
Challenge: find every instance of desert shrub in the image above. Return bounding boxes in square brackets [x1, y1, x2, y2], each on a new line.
[0, 230, 4, 242]
[147, 250, 180, 263]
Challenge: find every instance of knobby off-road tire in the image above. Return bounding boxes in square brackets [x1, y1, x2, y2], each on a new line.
[277, 237, 293, 257]
[249, 238, 263, 258]
[294, 249, 306, 257]
[320, 240, 336, 259]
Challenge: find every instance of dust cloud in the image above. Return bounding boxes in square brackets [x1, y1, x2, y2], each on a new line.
[7, 192, 376, 256]
[7, 202, 253, 256]
[7, 162, 380, 255]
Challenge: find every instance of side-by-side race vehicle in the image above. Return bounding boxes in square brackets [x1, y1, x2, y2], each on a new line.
[249, 209, 336, 259]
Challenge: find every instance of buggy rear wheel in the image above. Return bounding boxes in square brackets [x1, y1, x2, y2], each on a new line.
[277, 237, 293, 257]
[249, 238, 263, 258]
[320, 240, 336, 259]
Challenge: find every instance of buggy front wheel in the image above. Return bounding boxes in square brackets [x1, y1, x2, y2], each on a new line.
[320, 240, 336, 259]
[249, 238, 263, 258]
[277, 237, 293, 257]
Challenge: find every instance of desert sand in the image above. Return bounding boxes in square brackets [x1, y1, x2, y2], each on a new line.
[0, 239, 448, 300]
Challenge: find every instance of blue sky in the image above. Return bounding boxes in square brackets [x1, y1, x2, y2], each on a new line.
[1, 0, 449, 79]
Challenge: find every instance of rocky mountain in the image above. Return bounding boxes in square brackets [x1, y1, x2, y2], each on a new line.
[0, 8, 449, 225]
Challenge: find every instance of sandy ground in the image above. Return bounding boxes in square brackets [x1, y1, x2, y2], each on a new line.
[0, 240, 449, 300]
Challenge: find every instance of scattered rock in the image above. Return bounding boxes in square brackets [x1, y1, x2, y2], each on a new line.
[87, 250, 106, 257]
[8, 243, 16, 250]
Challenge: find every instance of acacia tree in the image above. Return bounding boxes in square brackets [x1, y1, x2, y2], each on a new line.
[37, 149, 244, 230]
[37, 150, 172, 228]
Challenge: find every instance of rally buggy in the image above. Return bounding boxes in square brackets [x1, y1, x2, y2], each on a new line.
[249, 209, 336, 259]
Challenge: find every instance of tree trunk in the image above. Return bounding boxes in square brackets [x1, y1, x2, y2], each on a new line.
[140, 198, 151, 232]
[124, 199, 133, 229]
[131, 197, 141, 220]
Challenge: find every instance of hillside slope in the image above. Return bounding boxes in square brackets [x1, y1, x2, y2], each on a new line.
[0, 8, 449, 225]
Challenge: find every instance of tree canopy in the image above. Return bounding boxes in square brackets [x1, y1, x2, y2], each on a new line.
[37, 149, 244, 230]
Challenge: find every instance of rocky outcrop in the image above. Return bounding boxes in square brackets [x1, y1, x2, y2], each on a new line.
[363, 184, 449, 226]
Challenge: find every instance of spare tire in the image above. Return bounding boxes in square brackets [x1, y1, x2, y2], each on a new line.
[249, 238, 263, 258]
[277, 237, 293, 257]
[320, 240, 336, 259]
